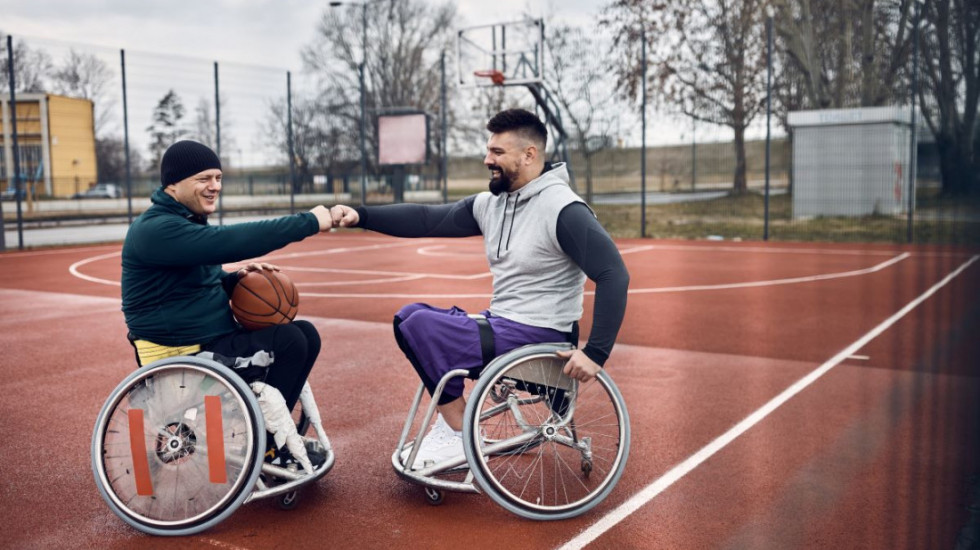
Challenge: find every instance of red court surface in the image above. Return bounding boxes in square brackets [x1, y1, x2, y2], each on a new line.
[1, 232, 978, 549]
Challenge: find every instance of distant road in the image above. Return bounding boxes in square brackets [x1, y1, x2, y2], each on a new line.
[591, 190, 728, 205]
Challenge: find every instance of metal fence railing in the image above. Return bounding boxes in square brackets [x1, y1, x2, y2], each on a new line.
[3, 13, 977, 250]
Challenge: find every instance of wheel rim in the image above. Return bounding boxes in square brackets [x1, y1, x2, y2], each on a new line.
[468, 355, 629, 516]
[95, 363, 258, 528]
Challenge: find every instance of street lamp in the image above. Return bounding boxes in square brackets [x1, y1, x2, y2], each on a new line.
[329, 0, 371, 205]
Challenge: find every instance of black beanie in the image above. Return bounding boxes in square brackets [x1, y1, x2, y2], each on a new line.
[160, 140, 222, 186]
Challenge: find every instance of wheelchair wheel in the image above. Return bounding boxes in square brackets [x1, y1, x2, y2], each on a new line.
[463, 343, 630, 520]
[92, 356, 265, 536]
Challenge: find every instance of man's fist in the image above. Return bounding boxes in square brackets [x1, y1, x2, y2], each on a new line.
[330, 205, 360, 228]
[309, 205, 333, 231]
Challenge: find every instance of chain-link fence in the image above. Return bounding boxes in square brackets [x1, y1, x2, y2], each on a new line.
[3, 4, 978, 250]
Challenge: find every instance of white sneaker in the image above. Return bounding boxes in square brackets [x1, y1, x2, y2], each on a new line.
[401, 415, 463, 470]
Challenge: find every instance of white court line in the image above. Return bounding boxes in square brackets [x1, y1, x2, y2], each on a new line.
[620, 243, 905, 256]
[259, 239, 434, 261]
[66, 240, 442, 287]
[65, 241, 908, 296]
[558, 254, 979, 550]
[278, 265, 491, 281]
[417, 244, 484, 257]
[627, 252, 909, 294]
[68, 251, 122, 286]
[296, 253, 909, 299]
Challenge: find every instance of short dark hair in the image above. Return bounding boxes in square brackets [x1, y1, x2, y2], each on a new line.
[486, 109, 547, 150]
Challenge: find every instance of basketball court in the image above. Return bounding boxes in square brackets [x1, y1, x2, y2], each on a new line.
[1, 232, 978, 548]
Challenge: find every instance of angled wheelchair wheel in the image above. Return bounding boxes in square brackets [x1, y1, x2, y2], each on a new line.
[463, 343, 630, 520]
[92, 356, 265, 536]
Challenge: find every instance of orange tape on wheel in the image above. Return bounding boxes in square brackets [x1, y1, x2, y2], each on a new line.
[127, 409, 154, 496]
[205, 395, 227, 484]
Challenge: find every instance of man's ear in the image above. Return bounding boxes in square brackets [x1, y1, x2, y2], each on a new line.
[523, 144, 538, 165]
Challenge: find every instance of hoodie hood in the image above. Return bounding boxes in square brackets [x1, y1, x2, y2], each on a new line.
[508, 162, 570, 201]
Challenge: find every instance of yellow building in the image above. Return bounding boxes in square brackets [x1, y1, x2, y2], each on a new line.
[1, 93, 98, 198]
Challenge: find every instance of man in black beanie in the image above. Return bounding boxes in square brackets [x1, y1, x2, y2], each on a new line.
[121, 140, 333, 460]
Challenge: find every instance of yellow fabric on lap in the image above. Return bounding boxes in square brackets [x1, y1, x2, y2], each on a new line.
[133, 339, 202, 366]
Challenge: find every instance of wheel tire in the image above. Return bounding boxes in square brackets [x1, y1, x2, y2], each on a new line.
[463, 343, 630, 520]
[277, 490, 301, 510]
[424, 487, 444, 506]
[92, 357, 265, 536]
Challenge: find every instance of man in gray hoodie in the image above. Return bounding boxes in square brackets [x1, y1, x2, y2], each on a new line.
[330, 109, 629, 468]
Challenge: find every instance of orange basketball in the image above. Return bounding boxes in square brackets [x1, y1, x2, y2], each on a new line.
[231, 269, 299, 331]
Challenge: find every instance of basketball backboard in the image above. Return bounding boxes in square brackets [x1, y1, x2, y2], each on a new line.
[456, 19, 545, 88]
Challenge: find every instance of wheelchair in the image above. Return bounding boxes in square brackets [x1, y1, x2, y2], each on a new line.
[91, 355, 335, 536]
[392, 342, 630, 520]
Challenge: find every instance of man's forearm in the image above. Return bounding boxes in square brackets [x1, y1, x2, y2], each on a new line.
[355, 196, 480, 238]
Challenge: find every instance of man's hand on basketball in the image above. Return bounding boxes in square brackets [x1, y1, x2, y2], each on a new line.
[237, 262, 279, 278]
[330, 205, 360, 228]
[556, 349, 600, 382]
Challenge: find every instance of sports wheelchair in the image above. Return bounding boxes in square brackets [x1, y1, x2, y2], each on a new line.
[91, 354, 335, 536]
[392, 342, 630, 520]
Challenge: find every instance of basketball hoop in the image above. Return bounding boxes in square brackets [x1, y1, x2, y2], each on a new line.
[474, 69, 506, 86]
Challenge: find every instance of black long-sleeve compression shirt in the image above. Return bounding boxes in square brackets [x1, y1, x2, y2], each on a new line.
[355, 197, 629, 365]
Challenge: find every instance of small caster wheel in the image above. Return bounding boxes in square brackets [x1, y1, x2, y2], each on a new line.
[581, 460, 592, 478]
[424, 487, 444, 506]
[277, 490, 300, 510]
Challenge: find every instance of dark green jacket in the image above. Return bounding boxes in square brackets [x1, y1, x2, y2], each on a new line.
[121, 188, 319, 346]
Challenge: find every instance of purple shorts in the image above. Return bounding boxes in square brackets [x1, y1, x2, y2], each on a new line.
[394, 303, 568, 403]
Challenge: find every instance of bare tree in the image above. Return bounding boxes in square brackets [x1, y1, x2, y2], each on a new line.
[96, 136, 144, 184]
[770, 0, 916, 110]
[603, 0, 770, 193]
[918, 0, 979, 196]
[546, 23, 622, 203]
[262, 96, 352, 193]
[301, 0, 457, 172]
[0, 32, 52, 93]
[192, 95, 235, 165]
[50, 49, 116, 135]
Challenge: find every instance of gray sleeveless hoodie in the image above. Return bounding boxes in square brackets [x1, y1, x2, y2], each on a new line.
[472, 163, 585, 332]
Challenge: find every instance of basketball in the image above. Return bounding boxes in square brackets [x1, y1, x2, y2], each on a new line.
[231, 269, 299, 331]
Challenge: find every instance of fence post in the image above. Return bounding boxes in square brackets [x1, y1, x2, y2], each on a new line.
[287, 71, 296, 215]
[214, 61, 223, 224]
[121, 49, 133, 225]
[640, 31, 648, 239]
[906, 0, 920, 243]
[6, 35, 24, 250]
[441, 50, 448, 204]
[691, 115, 696, 191]
[764, 14, 773, 241]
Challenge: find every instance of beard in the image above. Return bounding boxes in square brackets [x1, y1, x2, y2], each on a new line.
[487, 164, 514, 196]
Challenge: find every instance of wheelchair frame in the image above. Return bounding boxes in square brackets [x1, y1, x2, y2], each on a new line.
[391, 342, 630, 520]
[91, 355, 335, 536]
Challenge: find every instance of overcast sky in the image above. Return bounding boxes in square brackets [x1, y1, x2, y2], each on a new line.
[0, 0, 598, 70]
[1, 0, 747, 160]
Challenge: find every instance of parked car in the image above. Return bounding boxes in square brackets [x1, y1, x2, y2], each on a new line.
[1, 187, 27, 201]
[72, 183, 122, 199]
